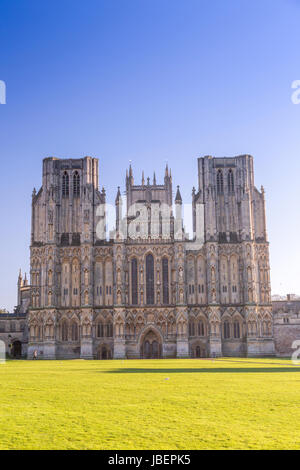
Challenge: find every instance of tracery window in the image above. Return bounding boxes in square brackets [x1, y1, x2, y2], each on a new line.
[73, 171, 80, 197]
[189, 321, 195, 337]
[223, 320, 230, 339]
[198, 321, 205, 336]
[217, 169, 224, 195]
[62, 321, 68, 341]
[71, 322, 79, 341]
[97, 323, 104, 337]
[233, 321, 240, 338]
[228, 169, 234, 193]
[62, 171, 69, 197]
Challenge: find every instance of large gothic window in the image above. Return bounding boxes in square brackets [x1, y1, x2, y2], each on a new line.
[97, 322, 104, 337]
[228, 169, 234, 193]
[62, 171, 69, 197]
[217, 169, 224, 195]
[62, 321, 68, 341]
[198, 321, 205, 336]
[71, 322, 79, 341]
[107, 322, 113, 337]
[131, 258, 138, 305]
[73, 171, 80, 197]
[162, 257, 169, 304]
[146, 254, 154, 305]
[223, 321, 230, 339]
[233, 321, 240, 338]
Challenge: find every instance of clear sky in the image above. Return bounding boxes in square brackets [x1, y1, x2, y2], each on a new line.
[0, 0, 300, 311]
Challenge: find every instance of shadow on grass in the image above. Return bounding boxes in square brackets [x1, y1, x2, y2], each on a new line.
[104, 367, 300, 374]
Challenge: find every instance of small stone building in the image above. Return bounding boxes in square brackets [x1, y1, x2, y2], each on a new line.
[0, 312, 27, 357]
[0, 271, 30, 357]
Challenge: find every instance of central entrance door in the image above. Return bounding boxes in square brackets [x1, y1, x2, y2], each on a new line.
[12, 341, 22, 358]
[141, 330, 162, 359]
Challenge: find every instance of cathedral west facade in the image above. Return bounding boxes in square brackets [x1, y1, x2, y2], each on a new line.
[26, 154, 275, 359]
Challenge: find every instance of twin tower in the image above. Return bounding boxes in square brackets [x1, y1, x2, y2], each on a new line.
[28, 155, 274, 359]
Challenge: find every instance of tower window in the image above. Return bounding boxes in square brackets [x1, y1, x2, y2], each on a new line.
[228, 169, 234, 193]
[73, 171, 80, 197]
[62, 171, 69, 197]
[217, 170, 224, 194]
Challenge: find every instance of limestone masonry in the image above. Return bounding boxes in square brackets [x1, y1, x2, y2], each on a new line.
[1, 154, 297, 359]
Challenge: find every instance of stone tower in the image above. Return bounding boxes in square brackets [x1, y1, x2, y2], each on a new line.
[29, 157, 106, 359]
[190, 155, 273, 356]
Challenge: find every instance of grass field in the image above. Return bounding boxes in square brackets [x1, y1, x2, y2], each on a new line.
[0, 357, 300, 450]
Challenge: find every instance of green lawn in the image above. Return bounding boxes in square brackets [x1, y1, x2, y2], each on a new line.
[0, 358, 299, 450]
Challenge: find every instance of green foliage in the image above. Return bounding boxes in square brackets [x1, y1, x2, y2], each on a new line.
[0, 358, 299, 450]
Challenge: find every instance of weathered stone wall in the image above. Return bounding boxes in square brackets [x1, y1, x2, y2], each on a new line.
[0, 314, 27, 356]
[9, 155, 278, 359]
[273, 300, 300, 357]
[274, 324, 300, 357]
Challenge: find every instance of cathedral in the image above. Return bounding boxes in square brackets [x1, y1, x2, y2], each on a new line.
[24, 154, 275, 359]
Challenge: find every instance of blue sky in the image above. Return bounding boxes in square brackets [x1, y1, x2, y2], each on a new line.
[0, 0, 300, 310]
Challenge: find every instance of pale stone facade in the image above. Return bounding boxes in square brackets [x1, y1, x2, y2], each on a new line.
[273, 297, 300, 356]
[0, 272, 29, 357]
[0, 313, 27, 357]
[22, 154, 275, 359]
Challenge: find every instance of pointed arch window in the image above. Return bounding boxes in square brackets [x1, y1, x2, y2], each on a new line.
[223, 320, 230, 339]
[71, 322, 79, 341]
[228, 169, 234, 193]
[62, 171, 69, 197]
[107, 322, 113, 337]
[162, 257, 169, 304]
[217, 170, 224, 195]
[73, 171, 80, 197]
[233, 321, 240, 338]
[198, 321, 205, 336]
[146, 254, 154, 305]
[97, 322, 104, 337]
[62, 321, 68, 341]
[131, 258, 138, 305]
[189, 321, 195, 336]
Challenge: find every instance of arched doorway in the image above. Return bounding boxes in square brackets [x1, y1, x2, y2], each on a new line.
[97, 345, 111, 360]
[193, 344, 207, 358]
[102, 348, 108, 360]
[11, 340, 22, 358]
[141, 330, 162, 359]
